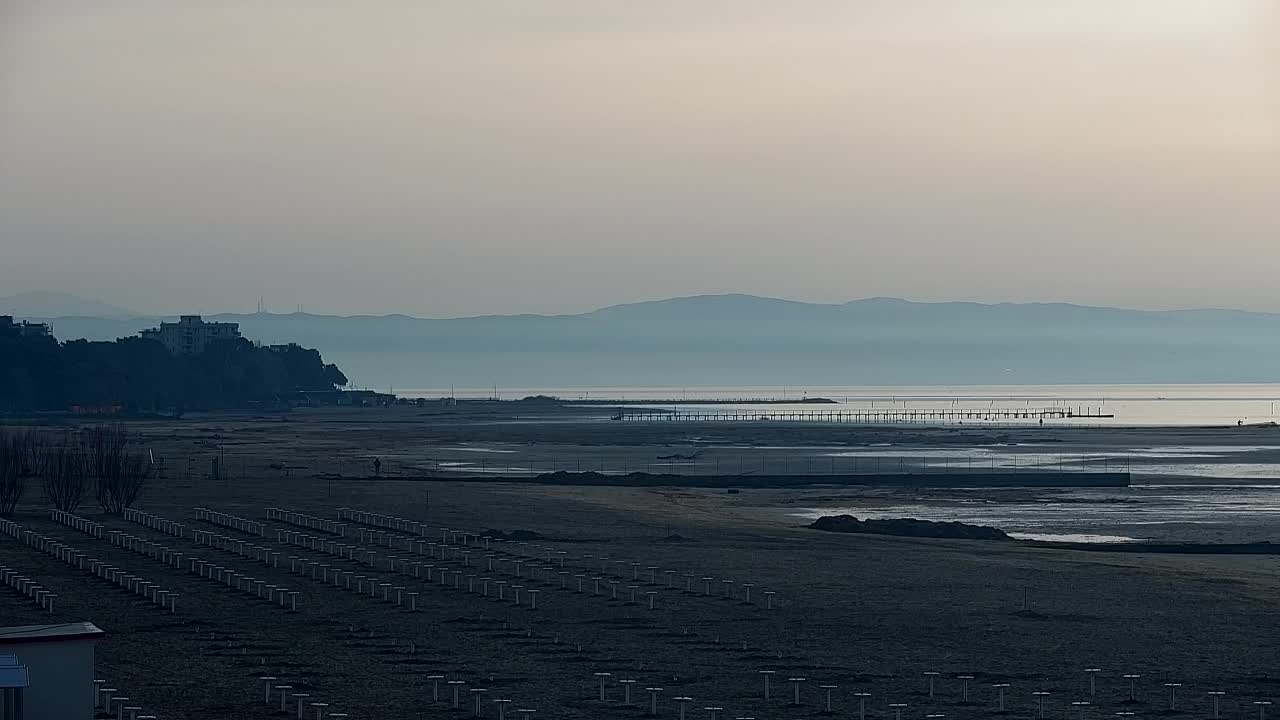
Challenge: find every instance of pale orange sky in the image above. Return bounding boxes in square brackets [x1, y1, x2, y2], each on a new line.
[1, 1, 1276, 316]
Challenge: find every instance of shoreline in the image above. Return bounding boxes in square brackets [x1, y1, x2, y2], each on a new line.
[329, 469, 1132, 488]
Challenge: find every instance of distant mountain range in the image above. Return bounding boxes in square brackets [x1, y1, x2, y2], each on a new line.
[14, 293, 1280, 389]
[0, 290, 140, 319]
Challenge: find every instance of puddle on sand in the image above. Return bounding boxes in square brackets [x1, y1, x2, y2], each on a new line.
[1128, 446, 1280, 456]
[793, 484, 1280, 544]
[1009, 532, 1142, 543]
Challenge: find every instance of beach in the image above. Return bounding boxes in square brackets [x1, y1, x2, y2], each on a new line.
[4, 404, 1280, 719]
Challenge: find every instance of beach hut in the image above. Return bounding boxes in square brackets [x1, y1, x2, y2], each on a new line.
[0, 623, 105, 720]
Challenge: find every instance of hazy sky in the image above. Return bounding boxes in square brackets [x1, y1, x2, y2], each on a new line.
[2, 2, 1277, 317]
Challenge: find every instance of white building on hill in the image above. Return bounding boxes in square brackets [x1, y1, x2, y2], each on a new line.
[141, 315, 241, 355]
[0, 316, 51, 339]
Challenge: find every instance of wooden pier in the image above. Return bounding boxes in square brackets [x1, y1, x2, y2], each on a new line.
[613, 407, 1115, 424]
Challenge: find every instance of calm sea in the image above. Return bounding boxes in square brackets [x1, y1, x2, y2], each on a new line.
[399, 383, 1280, 427]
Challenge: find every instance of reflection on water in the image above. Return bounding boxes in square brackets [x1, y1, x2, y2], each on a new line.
[1128, 463, 1280, 480]
[1009, 532, 1141, 543]
[417, 442, 1280, 481]
[820, 446, 1280, 480]
[1128, 446, 1280, 455]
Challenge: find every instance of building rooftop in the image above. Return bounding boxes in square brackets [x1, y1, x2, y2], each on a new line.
[0, 622, 106, 645]
[0, 666, 28, 689]
[0, 653, 28, 689]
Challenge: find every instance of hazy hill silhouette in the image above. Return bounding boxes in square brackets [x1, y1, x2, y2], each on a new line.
[28, 294, 1280, 389]
[0, 290, 140, 319]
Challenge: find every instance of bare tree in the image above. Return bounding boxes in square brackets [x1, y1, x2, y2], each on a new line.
[20, 429, 47, 479]
[85, 424, 153, 514]
[85, 424, 124, 487]
[0, 429, 28, 517]
[41, 433, 89, 512]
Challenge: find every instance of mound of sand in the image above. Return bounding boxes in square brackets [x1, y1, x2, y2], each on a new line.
[479, 528, 545, 541]
[808, 514, 1011, 541]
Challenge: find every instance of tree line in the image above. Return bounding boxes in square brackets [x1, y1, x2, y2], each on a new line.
[0, 333, 348, 412]
[0, 425, 152, 517]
